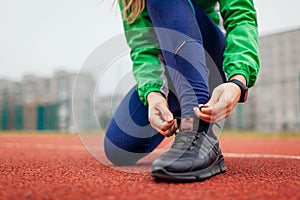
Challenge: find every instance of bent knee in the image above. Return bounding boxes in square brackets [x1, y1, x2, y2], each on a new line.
[104, 137, 145, 166]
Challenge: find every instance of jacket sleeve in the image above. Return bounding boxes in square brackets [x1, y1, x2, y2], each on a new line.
[119, 3, 167, 105]
[219, 0, 260, 87]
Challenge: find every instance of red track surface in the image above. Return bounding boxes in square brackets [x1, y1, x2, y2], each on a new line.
[0, 133, 299, 200]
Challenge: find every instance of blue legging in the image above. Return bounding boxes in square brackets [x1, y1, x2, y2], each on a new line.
[104, 0, 226, 165]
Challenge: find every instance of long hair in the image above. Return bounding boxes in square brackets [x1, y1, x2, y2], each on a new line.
[120, 0, 145, 24]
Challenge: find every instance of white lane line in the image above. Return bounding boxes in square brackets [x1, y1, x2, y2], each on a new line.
[154, 149, 300, 160]
[1, 143, 299, 160]
[0, 142, 84, 151]
[224, 153, 300, 160]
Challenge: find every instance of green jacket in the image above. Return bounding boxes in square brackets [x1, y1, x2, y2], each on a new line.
[120, 0, 260, 105]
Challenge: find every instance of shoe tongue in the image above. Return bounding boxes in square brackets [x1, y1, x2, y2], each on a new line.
[178, 117, 207, 133]
[180, 118, 195, 132]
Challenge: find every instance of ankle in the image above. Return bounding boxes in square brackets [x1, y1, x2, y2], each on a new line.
[177, 116, 209, 133]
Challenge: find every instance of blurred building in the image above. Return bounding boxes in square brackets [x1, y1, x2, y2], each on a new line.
[1, 28, 300, 132]
[0, 79, 22, 130]
[50, 71, 76, 132]
[227, 27, 300, 131]
[0, 71, 94, 132]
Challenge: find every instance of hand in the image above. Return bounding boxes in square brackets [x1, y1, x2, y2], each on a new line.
[147, 92, 178, 137]
[194, 75, 246, 123]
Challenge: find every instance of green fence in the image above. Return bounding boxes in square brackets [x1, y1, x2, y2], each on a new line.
[1, 103, 9, 130]
[37, 104, 59, 130]
[14, 105, 24, 130]
[0, 103, 60, 131]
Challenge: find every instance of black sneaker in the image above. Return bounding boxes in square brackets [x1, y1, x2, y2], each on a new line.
[151, 118, 226, 181]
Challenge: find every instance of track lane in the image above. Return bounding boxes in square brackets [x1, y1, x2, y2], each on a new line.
[0, 134, 299, 200]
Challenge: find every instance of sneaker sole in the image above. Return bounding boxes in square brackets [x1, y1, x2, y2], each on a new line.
[151, 155, 226, 182]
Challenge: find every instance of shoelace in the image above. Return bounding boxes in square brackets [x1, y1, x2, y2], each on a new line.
[171, 131, 201, 151]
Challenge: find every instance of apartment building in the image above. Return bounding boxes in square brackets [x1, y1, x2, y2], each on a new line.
[227, 28, 300, 131]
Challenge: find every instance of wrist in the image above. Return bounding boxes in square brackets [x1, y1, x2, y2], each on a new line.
[230, 74, 247, 86]
[228, 76, 248, 103]
[147, 92, 164, 103]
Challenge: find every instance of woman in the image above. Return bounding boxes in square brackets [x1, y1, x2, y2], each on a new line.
[104, 0, 259, 181]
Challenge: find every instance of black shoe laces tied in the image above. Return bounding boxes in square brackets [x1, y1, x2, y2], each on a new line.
[171, 131, 202, 151]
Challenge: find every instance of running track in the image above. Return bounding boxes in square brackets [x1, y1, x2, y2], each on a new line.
[0, 133, 299, 200]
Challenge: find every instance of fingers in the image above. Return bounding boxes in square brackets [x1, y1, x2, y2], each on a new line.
[151, 117, 177, 137]
[149, 104, 174, 130]
[206, 86, 223, 107]
[194, 105, 212, 122]
[194, 106, 216, 123]
[148, 98, 177, 137]
[149, 113, 165, 131]
[194, 86, 223, 123]
[157, 102, 174, 123]
[194, 84, 239, 123]
[150, 115, 172, 132]
[160, 119, 178, 137]
[194, 104, 228, 123]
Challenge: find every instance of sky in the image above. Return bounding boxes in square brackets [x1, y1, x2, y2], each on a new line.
[0, 0, 300, 81]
